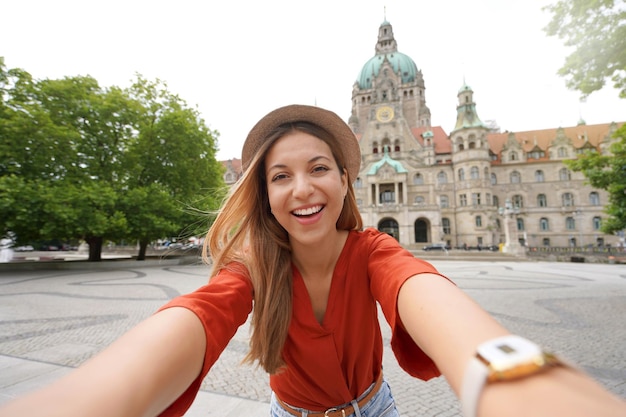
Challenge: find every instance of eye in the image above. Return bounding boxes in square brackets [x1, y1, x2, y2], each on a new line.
[270, 172, 289, 182]
[312, 165, 330, 174]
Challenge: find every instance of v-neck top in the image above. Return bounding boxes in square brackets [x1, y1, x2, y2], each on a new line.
[157, 228, 449, 415]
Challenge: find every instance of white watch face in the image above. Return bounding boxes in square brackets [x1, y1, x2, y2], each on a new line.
[477, 335, 541, 371]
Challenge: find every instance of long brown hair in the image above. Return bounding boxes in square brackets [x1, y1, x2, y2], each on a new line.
[204, 122, 362, 374]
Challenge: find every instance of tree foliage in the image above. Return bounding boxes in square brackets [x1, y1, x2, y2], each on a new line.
[0, 58, 225, 261]
[543, 0, 626, 99]
[566, 124, 626, 234]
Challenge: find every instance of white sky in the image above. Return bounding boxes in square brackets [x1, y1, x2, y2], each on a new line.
[2, 0, 625, 160]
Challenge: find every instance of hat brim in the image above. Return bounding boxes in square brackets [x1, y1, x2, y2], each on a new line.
[242, 104, 361, 182]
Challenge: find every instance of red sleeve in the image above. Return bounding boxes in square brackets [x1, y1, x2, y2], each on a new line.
[156, 266, 254, 416]
[366, 229, 452, 380]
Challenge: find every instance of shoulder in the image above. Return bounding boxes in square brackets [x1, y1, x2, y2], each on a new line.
[210, 262, 253, 291]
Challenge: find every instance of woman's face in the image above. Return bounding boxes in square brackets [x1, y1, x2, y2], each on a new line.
[264, 131, 348, 246]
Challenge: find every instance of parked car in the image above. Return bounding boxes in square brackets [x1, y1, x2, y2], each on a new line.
[422, 243, 449, 251]
[14, 245, 34, 252]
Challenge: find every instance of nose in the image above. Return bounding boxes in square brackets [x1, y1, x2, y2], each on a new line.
[292, 174, 314, 199]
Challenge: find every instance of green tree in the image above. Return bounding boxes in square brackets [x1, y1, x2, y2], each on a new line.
[0, 62, 225, 261]
[0, 64, 134, 259]
[566, 124, 626, 234]
[543, 0, 626, 98]
[124, 75, 225, 259]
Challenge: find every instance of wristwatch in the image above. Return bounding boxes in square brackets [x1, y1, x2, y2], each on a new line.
[461, 335, 565, 417]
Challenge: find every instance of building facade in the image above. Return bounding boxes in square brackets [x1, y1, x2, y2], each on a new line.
[224, 19, 624, 250]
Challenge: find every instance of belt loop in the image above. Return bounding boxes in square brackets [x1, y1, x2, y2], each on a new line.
[351, 399, 362, 417]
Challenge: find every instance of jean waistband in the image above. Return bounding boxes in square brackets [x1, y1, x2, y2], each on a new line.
[275, 373, 383, 417]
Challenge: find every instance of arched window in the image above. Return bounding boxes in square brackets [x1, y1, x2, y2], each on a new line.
[458, 168, 465, 181]
[437, 171, 448, 184]
[470, 166, 479, 179]
[475, 216, 482, 227]
[559, 168, 571, 181]
[535, 170, 544, 182]
[566, 217, 576, 230]
[510, 151, 518, 161]
[440, 195, 449, 208]
[537, 194, 547, 207]
[558, 147, 568, 157]
[394, 139, 401, 152]
[589, 192, 600, 206]
[372, 141, 379, 154]
[413, 173, 424, 185]
[540, 218, 549, 231]
[516, 218, 525, 231]
[490, 173, 497, 185]
[493, 195, 499, 208]
[562, 193, 574, 207]
[510, 171, 521, 183]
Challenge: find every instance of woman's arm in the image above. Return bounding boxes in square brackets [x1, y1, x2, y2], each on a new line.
[397, 274, 626, 417]
[0, 307, 206, 417]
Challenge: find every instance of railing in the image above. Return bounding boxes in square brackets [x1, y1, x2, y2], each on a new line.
[527, 246, 624, 254]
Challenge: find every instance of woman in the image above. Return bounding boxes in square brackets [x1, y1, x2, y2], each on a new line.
[0, 105, 624, 417]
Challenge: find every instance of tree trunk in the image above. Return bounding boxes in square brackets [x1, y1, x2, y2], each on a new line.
[137, 240, 148, 261]
[86, 236, 103, 262]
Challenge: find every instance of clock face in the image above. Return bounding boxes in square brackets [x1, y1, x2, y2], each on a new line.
[376, 106, 394, 122]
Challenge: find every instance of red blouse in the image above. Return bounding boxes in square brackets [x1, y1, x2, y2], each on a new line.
[157, 228, 449, 416]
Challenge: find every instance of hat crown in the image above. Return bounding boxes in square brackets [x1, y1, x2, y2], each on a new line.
[242, 105, 361, 182]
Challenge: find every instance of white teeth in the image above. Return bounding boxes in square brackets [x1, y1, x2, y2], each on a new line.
[293, 206, 322, 216]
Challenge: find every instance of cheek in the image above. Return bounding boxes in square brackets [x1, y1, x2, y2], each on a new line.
[266, 186, 284, 213]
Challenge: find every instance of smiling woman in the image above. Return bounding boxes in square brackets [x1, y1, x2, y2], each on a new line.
[0, 105, 624, 417]
[264, 129, 348, 247]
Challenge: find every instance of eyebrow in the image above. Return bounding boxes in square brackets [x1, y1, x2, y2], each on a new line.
[266, 155, 333, 172]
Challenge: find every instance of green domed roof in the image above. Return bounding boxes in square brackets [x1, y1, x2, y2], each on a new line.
[357, 52, 418, 89]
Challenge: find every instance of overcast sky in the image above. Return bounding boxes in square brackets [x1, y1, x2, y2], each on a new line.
[3, 0, 625, 160]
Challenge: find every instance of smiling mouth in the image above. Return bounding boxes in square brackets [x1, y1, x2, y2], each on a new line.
[292, 205, 324, 217]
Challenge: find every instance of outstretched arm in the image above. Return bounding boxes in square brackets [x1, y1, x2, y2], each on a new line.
[0, 307, 206, 417]
[397, 274, 625, 417]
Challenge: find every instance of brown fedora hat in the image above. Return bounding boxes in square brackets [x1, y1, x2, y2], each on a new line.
[242, 104, 361, 182]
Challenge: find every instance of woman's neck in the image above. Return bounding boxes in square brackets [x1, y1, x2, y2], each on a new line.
[290, 230, 349, 279]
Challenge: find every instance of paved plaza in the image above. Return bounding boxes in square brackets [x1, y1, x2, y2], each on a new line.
[0, 259, 624, 416]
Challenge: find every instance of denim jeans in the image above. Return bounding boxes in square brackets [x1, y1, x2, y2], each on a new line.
[270, 379, 400, 417]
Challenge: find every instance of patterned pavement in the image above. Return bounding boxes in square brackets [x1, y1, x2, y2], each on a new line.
[0, 259, 624, 416]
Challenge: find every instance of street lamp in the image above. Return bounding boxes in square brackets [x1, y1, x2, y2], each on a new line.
[498, 199, 525, 255]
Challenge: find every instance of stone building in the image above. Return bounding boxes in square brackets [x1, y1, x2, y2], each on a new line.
[223, 19, 624, 251]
